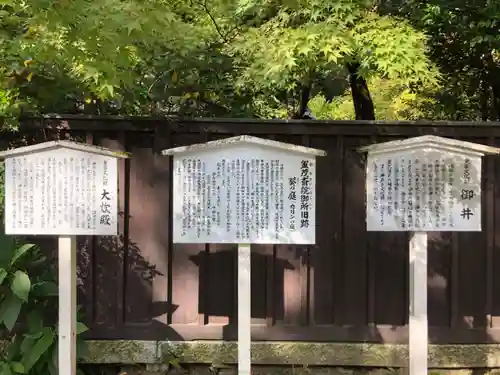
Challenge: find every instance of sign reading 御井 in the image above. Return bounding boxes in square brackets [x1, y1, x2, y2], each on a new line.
[366, 147, 482, 232]
[359, 135, 500, 375]
[164, 136, 326, 245]
[3, 144, 121, 236]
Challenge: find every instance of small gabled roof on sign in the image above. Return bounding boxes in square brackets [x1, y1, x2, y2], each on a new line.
[357, 135, 500, 156]
[0, 140, 131, 159]
[161, 135, 327, 157]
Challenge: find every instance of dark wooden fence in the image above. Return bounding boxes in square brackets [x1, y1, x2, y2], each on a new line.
[16, 116, 500, 344]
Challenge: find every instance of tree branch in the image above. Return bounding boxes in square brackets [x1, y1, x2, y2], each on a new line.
[196, 0, 228, 43]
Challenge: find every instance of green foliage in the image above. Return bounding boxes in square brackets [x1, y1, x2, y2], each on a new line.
[0, 0, 497, 121]
[381, 0, 500, 120]
[0, 233, 89, 374]
[308, 76, 441, 120]
[224, 0, 440, 117]
[0, 0, 213, 124]
[0, 0, 446, 122]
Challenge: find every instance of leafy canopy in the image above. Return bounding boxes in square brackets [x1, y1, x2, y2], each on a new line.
[0, 0, 209, 122]
[0, 0, 468, 122]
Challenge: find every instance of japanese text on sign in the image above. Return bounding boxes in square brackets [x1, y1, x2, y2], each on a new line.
[172, 147, 316, 244]
[5, 149, 118, 235]
[366, 150, 481, 231]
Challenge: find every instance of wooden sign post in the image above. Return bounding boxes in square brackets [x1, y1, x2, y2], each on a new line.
[0, 141, 129, 375]
[358, 135, 500, 375]
[162, 135, 326, 375]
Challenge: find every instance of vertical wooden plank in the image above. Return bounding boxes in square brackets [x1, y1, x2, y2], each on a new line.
[339, 136, 368, 325]
[333, 136, 345, 326]
[456, 142, 488, 328]
[171, 240, 206, 325]
[125, 131, 169, 325]
[91, 131, 128, 329]
[153, 124, 173, 326]
[309, 134, 340, 326]
[427, 232, 451, 327]
[366, 235, 376, 327]
[300, 134, 311, 326]
[440, 131, 459, 329]
[450, 232, 460, 328]
[170, 133, 205, 326]
[457, 238, 486, 330]
[202, 133, 237, 327]
[369, 136, 406, 328]
[197, 245, 209, 326]
[272, 134, 309, 327]
[366, 135, 378, 328]
[198, 132, 211, 327]
[374, 232, 408, 326]
[457, 241, 487, 331]
[205, 244, 236, 326]
[490, 137, 500, 327]
[485, 138, 495, 328]
[265, 130, 303, 327]
[266, 245, 276, 327]
[250, 244, 269, 326]
[70, 126, 111, 336]
[117, 130, 128, 327]
[80, 131, 96, 326]
[276, 246, 303, 325]
[265, 135, 277, 327]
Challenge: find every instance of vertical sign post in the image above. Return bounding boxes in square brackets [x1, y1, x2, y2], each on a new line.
[0, 141, 129, 375]
[358, 135, 500, 375]
[162, 135, 326, 375]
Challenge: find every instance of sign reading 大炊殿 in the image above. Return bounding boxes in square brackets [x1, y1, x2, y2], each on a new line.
[1, 141, 124, 236]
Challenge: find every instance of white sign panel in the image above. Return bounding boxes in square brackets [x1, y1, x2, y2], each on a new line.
[172, 146, 316, 244]
[5, 148, 118, 235]
[366, 149, 481, 231]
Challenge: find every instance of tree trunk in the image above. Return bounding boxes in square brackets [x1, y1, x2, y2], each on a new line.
[491, 80, 500, 121]
[291, 84, 315, 119]
[480, 77, 490, 121]
[347, 62, 375, 120]
[482, 52, 500, 121]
